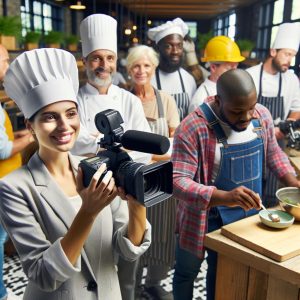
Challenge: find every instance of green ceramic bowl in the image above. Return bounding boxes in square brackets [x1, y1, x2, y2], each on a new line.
[259, 209, 294, 229]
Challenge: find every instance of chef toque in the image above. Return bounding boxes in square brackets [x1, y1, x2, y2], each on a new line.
[4, 48, 78, 119]
[272, 22, 300, 52]
[80, 14, 117, 57]
[148, 17, 188, 44]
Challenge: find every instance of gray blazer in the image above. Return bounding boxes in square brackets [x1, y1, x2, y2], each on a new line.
[0, 153, 151, 300]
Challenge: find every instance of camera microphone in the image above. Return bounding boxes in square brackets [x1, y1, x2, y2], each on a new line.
[121, 130, 170, 155]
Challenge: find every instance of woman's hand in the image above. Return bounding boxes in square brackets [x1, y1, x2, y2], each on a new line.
[76, 163, 118, 219]
[118, 187, 146, 246]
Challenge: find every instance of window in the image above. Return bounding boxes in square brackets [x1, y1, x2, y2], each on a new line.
[185, 22, 197, 39]
[291, 0, 300, 20]
[214, 12, 236, 40]
[20, 0, 63, 36]
[272, 0, 284, 24]
[256, 0, 299, 74]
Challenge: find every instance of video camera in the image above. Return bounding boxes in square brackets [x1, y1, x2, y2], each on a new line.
[79, 109, 173, 207]
[278, 119, 300, 150]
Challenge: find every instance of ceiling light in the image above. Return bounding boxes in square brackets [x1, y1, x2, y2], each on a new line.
[125, 29, 132, 35]
[70, 1, 86, 10]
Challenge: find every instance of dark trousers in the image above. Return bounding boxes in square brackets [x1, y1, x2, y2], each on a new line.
[173, 209, 222, 300]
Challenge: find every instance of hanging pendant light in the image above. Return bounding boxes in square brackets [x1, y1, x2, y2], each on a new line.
[70, 1, 86, 10]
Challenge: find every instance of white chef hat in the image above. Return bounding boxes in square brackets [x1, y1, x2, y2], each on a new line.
[272, 22, 300, 52]
[4, 48, 78, 119]
[148, 17, 188, 44]
[80, 14, 117, 57]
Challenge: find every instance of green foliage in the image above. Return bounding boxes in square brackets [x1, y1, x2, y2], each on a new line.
[0, 16, 22, 39]
[198, 30, 214, 50]
[24, 31, 41, 43]
[236, 39, 255, 52]
[65, 34, 79, 45]
[43, 31, 64, 44]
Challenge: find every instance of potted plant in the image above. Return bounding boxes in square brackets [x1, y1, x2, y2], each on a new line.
[65, 34, 79, 52]
[0, 16, 22, 50]
[43, 31, 64, 48]
[236, 39, 255, 58]
[24, 31, 41, 50]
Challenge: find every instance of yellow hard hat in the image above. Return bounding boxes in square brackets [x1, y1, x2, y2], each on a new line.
[201, 36, 245, 63]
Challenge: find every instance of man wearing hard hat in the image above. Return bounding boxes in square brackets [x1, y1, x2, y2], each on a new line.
[247, 22, 300, 206]
[148, 18, 197, 121]
[71, 14, 151, 300]
[188, 35, 245, 112]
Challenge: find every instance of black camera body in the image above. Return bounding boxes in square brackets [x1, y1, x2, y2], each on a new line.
[79, 109, 173, 207]
[279, 119, 300, 150]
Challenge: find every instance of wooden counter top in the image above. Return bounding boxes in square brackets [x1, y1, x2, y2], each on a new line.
[205, 229, 300, 287]
[289, 156, 300, 175]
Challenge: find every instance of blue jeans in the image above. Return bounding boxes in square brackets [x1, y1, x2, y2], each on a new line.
[173, 209, 222, 300]
[0, 225, 7, 300]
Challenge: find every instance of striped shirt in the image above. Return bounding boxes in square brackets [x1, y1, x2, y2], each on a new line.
[171, 100, 295, 258]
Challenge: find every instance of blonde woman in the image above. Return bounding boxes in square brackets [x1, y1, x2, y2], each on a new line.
[127, 45, 179, 299]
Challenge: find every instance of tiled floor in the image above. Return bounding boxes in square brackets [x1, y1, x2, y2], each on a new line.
[3, 253, 208, 299]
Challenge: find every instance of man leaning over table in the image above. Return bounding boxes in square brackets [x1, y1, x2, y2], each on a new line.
[171, 69, 300, 300]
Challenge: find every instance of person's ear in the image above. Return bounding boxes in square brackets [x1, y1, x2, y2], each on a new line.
[25, 120, 34, 134]
[153, 43, 160, 53]
[82, 56, 87, 68]
[270, 49, 277, 58]
[210, 63, 217, 73]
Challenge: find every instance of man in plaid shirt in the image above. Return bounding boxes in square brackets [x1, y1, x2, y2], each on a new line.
[171, 69, 300, 300]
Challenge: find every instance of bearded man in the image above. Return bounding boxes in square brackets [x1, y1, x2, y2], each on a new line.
[148, 18, 197, 121]
[72, 14, 150, 157]
[247, 22, 300, 206]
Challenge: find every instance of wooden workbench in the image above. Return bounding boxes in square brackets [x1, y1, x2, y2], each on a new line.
[289, 156, 300, 176]
[205, 227, 300, 300]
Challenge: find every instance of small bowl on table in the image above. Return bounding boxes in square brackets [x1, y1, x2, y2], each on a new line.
[276, 187, 300, 221]
[259, 209, 294, 229]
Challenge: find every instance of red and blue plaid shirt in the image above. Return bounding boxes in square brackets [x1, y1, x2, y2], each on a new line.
[171, 101, 295, 258]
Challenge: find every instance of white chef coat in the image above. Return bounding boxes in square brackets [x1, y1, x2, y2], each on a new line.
[247, 63, 300, 119]
[151, 67, 197, 101]
[71, 83, 152, 163]
[188, 78, 216, 112]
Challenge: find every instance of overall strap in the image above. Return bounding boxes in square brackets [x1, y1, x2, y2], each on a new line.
[153, 88, 165, 118]
[178, 69, 186, 93]
[155, 68, 162, 90]
[258, 63, 282, 99]
[200, 103, 227, 144]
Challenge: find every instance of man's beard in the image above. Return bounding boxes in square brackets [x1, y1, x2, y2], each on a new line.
[219, 106, 249, 132]
[272, 57, 289, 73]
[86, 68, 113, 88]
[160, 54, 183, 73]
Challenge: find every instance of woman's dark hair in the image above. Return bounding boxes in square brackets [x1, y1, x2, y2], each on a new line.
[22, 112, 39, 165]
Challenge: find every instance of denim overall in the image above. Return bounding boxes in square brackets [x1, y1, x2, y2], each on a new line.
[201, 103, 264, 300]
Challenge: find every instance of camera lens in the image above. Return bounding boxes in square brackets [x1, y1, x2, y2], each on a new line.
[143, 172, 160, 196]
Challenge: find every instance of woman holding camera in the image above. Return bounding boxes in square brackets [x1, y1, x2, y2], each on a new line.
[126, 45, 179, 299]
[0, 48, 151, 300]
